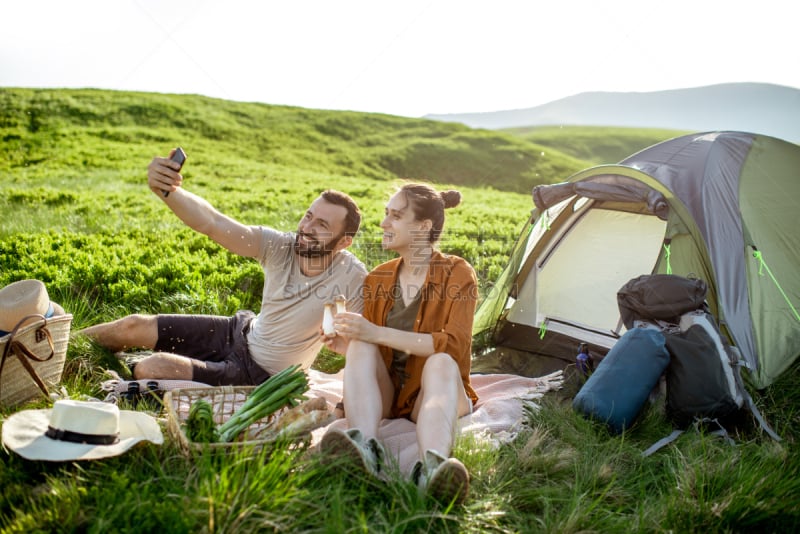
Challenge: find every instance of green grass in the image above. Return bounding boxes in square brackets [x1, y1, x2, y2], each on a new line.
[502, 125, 692, 165]
[1, 88, 798, 532]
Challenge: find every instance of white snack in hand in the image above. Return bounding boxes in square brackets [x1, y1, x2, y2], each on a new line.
[334, 295, 347, 314]
[323, 303, 336, 336]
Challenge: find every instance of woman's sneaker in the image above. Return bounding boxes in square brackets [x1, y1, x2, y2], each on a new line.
[320, 428, 384, 477]
[411, 449, 470, 505]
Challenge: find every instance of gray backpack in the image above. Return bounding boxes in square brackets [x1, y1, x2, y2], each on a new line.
[643, 307, 781, 455]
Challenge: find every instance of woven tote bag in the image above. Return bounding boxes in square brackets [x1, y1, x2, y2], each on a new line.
[0, 313, 73, 408]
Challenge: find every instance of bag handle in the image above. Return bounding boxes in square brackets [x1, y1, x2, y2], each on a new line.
[0, 314, 55, 399]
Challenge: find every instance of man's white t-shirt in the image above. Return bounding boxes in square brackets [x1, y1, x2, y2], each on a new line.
[246, 226, 366, 375]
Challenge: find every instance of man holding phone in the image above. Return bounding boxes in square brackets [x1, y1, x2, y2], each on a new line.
[79, 148, 367, 386]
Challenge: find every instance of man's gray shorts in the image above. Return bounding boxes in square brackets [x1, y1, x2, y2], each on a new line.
[154, 310, 270, 386]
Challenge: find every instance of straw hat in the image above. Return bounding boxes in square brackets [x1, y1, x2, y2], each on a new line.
[0, 280, 65, 334]
[2, 399, 164, 461]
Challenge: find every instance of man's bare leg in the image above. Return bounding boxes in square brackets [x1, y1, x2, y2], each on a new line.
[80, 314, 196, 381]
[132, 353, 194, 380]
[77, 314, 159, 353]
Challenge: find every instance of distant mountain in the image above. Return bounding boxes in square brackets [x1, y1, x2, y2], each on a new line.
[425, 83, 800, 142]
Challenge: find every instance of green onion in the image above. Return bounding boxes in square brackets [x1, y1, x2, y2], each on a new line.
[217, 365, 309, 443]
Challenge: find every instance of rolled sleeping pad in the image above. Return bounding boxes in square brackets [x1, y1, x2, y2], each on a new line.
[572, 327, 670, 434]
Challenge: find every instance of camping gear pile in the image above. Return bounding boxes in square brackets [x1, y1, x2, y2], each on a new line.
[572, 274, 781, 451]
[473, 131, 800, 392]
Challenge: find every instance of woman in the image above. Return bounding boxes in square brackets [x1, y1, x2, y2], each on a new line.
[320, 183, 478, 504]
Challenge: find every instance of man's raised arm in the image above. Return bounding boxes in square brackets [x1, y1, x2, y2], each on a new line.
[147, 152, 262, 259]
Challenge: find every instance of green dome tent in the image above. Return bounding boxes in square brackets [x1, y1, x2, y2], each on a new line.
[473, 131, 800, 389]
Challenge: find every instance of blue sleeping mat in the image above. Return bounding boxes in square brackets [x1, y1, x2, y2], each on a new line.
[572, 327, 670, 434]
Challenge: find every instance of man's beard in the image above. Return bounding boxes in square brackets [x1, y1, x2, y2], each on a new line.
[294, 232, 342, 258]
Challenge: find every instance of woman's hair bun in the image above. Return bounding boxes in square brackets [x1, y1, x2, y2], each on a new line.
[440, 190, 462, 209]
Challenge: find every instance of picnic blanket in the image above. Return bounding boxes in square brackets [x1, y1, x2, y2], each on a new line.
[103, 368, 563, 474]
[308, 370, 564, 474]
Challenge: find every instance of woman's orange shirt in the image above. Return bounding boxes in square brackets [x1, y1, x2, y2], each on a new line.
[361, 251, 479, 418]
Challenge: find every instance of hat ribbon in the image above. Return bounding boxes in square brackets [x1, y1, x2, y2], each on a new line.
[45, 426, 120, 445]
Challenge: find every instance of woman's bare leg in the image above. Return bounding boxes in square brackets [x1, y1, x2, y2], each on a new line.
[411, 352, 472, 458]
[343, 339, 394, 440]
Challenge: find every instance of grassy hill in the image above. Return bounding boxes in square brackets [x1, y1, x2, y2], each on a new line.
[1, 88, 592, 195]
[501, 125, 689, 165]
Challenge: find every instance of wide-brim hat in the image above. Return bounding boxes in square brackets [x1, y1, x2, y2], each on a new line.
[2, 399, 163, 461]
[0, 279, 66, 335]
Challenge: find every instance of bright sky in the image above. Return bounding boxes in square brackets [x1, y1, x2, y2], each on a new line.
[2, 0, 798, 118]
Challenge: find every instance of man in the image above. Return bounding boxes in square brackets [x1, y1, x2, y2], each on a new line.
[79, 149, 367, 386]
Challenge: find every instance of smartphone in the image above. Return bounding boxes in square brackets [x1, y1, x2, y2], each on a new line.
[163, 147, 187, 197]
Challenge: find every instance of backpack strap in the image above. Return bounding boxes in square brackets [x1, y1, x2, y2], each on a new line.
[709, 428, 735, 446]
[642, 429, 684, 457]
[739, 379, 782, 442]
[644, 389, 781, 457]
[643, 418, 737, 457]
[728, 346, 782, 442]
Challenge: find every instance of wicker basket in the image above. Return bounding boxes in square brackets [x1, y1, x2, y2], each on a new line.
[0, 313, 73, 409]
[164, 385, 299, 456]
